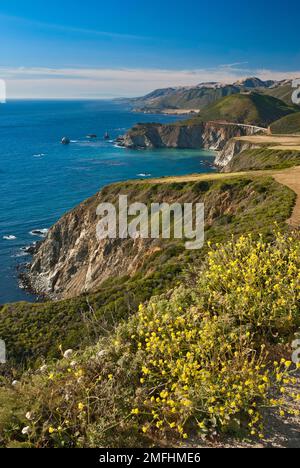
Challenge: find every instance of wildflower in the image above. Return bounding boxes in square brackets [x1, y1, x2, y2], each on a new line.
[48, 427, 56, 434]
[78, 402, 85, 411]
[25, 412, 34, 421]
[63, 349, 73, 359]
[12, 380, 19, 386]
[22, 426, 30, 435]
[131, 408, 139, 415]
[177, 425, 184, 434]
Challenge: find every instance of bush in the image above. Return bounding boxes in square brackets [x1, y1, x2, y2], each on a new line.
[1, 231, 300, 447]
[200, 231, 300, 338]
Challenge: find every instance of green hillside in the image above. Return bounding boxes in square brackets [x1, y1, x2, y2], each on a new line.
[0, 176, 297, 448]
[270, 112, 300, 134]
[225, 147, 300, 172]
[262, 81, 294, 105]
[195, 93, 298, 127]
[0, 176, 294, 366]
[148, 85, 240, 109]
[125, 77, 278, 111]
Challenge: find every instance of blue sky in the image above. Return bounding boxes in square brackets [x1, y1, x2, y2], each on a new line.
[0, 0, 299, 98]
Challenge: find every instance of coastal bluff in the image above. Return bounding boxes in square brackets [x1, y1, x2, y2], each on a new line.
[117, 121, 265, 163]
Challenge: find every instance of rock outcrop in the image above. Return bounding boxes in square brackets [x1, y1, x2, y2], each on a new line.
[27, 177, 273, 300]
[215, 139, 261, 168]
[27, 190, 158, 300]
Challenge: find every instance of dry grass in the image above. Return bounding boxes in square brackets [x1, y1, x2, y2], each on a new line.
[135, 165, 300, 228]
[234, 134, 300, 151]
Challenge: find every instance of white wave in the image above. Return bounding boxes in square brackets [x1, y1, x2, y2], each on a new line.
[33, 153, 46, 158]
[137, 173, 152, 177]
[3, 235, 17, 240]
[29, 228, 49, 238]
[12, 251, 29, 258]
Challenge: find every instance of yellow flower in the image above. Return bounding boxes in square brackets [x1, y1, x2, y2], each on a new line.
[131, 408, 139, 415]
[78, 402, 85, 411]
[48, 427, 55, 434]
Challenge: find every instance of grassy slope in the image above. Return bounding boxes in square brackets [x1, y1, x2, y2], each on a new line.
[188, 93, 298, 127]
[150, 85, 240, 109]
[225, 148, 300, 172]
[270, 112, 300, 134]
[0, 176, 295, 366]
[262, 82, 294, 105]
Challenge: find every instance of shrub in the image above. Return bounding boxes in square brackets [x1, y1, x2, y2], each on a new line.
[1, 231, 299, 447]
[199, 231, 300, 338]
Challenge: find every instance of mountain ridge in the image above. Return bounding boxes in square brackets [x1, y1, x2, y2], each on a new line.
[121, 77, 297, 111]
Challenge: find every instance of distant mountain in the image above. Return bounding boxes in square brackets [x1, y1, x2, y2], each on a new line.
[188, 92, 299, 127]
[261, 80, 296, 105]
[234, 77, 276, 89]
[125, 77, 279, 112]
[270, 111, 300, 134]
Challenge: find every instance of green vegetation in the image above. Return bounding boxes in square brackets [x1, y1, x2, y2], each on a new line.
[262, 82, 294, 105]
[270, 112, 300, 134]
[186, 93, 298, 127]
[0, 176, 295, 366]
[225, 147, 300, 172]
[129, 77, 282, 111]
[141, 85, 240, 110]
[0, 173, 298, 448]
[1, 231, 300, 448]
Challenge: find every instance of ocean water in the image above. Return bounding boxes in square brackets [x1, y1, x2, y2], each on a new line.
[0, 100, 216, 304]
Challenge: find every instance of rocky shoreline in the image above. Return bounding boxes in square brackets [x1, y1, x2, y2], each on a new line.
[21, 120, 266, 300]
[116, 120, 265, 168]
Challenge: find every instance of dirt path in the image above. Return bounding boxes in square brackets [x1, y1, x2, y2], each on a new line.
[139, 165, 300, 228]
[272, 166, 300, 227]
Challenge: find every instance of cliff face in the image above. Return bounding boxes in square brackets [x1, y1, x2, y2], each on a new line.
[117, 121, 264, 153]
[215, 139, 261, 168]
[27, 177, 278, 300]
[28, 190, 158, 300]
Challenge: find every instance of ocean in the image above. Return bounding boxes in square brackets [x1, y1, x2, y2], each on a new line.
[0, 100, 216, 304]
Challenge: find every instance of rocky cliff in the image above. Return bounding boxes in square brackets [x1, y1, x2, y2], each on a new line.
[28, 187, 159, 300]
[215, 139, 261, 168]
[117, 121, 264, 153]
[26, 176, 281, 300]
